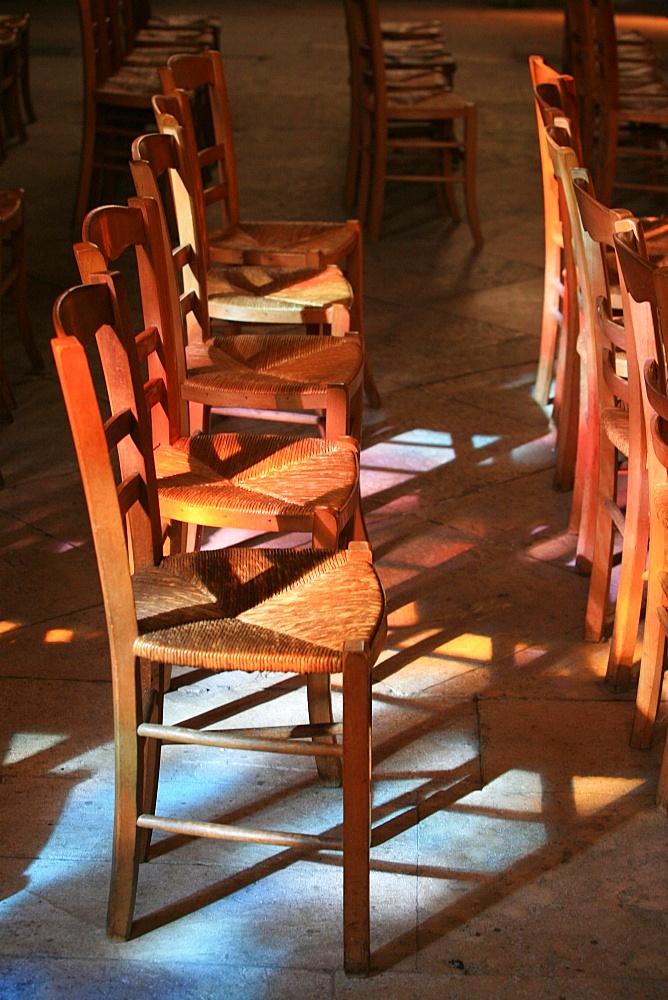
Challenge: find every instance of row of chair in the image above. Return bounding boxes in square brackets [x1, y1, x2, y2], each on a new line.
[52, 38, 389, 975]
[74, 0, 220, 228]
[530, 56, 668, 810]
[77, 0, 483, 249]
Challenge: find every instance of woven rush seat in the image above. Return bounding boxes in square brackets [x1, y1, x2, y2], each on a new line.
[184, 332, 364, 396]
[132, 546, 386, 670]
[195, 220, 359, 268]
[206, 263, 353, 320]
[153, 431, 361, 532]
[600, 405, 630, 455]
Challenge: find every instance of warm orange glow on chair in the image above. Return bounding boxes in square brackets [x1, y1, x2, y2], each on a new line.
[343, 0, 482, 246]
[613, 223, 667, 749]
[156, 49, 381, 408]
[528, 56, 581, 492]
[546, 126, 650, 690]
[74, 196, 368, 554]
[129, 127, 365, 442]
[51, 277, 387, 975]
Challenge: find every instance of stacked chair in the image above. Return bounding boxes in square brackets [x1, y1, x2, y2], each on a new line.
[52, 22, 392, 970]
[342, 0, 482, 245]
[129, 124, 366, 442]
[342, 10, 457, 214]
[613, 222, 668, 807]
[530, 56, 668, 805]
[74, 0, 219, 227]
[563, 0, 668, 207]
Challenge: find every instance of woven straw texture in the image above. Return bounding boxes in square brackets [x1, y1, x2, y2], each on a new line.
[215, 222, 357, 260]
[184, 332, 362, 396]
[133, 548, 386, 674]
[206, 265, 353, 312]
[154, 433, 358, 516]
[601, 406, 630, 456]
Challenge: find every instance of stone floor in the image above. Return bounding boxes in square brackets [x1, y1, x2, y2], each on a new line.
[0, 2, 667, 998]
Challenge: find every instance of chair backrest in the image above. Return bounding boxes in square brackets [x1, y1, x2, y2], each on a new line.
[343, 0, 388, 122]
[157, 49, 240, 237]
[77, 0, 126, 85]
[529, 55, 584, 167]
[74, 195, 190, 446]
[614, 221, 668, 452]
[562, 0, 620, 189]
[52, 274, 164, 588]
[545, 124, 634, 448]
[129, 126, 211, 347]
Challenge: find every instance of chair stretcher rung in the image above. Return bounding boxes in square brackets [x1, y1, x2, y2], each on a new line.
[137, 721, 344, 756]
[137, 813, 343, 850]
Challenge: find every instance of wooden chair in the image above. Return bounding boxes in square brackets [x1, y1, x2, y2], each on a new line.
[563, 0, 668, 208]
[129, 127, 365, 442]
[342, 0, 482, 246]
[0, 13, 34, 129]
[51, 277, 387, 976]
[546, 126, 650, 670]
[74, 196, 367, 555]
[156, 49, 381, 407]
[343, 13, 457, 214]
[0, 23, 26, 162]
[528, 56, 581, 493]
[0, 188, 44, 420]
[613, 222, 667, 751]
[74, 0, 215, 228]
[575, 175, 649, 689]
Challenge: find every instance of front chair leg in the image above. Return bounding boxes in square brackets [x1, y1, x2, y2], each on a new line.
[342, 639, 372, 976]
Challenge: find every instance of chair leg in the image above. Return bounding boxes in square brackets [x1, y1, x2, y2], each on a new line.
[346, 229, 381, 409]
[342, 640, 371, 976]
[344, 81, 362, 211]
[656, 733, 668, 813]
[605, 459, 649, 688]
[356, 113, 373, 231]
[551, 265, 579, 492]
[137, 659, 166, 862]
[367, 126, 388, 243]
[106, 656, 144, 940]
[307, 673, 342, 787]
[534, 241, 562, 407]
[462, 107, 483, 248]
[584, 438, 617, 642]
[11, 208, 44, 371]
[631, 510, 667, 748]
[74, 101, 98, 229]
